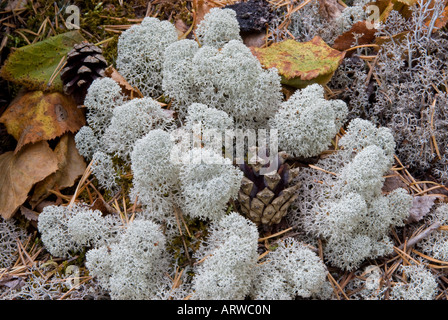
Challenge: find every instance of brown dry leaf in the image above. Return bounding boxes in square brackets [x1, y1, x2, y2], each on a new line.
[29, 133, 86, 208]
[332, 21, 377, 52]
[104, 66, 143, 99]
[382, 171, 409, 193]
[0, 91, 85, 153]
[318, 0, 345, 22]
[0, 141, 59, 219]
[90, 198, 117, 216]
[20, 205, 39, 221]
[242, 32, 266, 48]
[407, 195, 439, 223]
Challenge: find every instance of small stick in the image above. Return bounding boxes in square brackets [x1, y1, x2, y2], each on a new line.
[398, 221, 441, 251]
[327, 272, 350, 300]
[258, 227, 292, 242]
[308, 164, 338, 176]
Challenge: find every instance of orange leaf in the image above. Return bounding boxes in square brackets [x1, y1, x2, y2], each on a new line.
[104, 66, 143, 99]
[0, 91, 85, 152]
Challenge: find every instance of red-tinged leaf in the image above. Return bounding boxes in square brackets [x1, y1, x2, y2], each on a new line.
[333, 21, 377, 52]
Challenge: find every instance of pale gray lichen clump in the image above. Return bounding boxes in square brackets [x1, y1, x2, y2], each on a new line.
[196, 8, 242, 48]
[191, 212, 259, 300]
[102, 97, 176, 162]
[83, 77, 125, 138]
[417, 204, 448, 262]
[162, 39, 282, 127]
[130, 129, 180, 215]
[86, 219, 173, 300]
[37, 204, 122, 258]
[74, 126, 100, 161]
[251, 237, 329, 300]
[269, 84, 348, 158]
[179, 148, 243, 221]
[184, 103, 234, 135]
[290, 118, 413, 270]
[116, 17, 178, 97]
[389, 264, 438, 300]
[90, 151, 120, 191]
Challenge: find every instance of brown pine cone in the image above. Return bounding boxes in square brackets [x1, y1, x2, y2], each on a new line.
[237, 150, 300, 226]
[60, 42, 108, 104]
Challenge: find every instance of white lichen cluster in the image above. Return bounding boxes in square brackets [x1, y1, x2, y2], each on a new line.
[130, 130, 243, 224]
[389, 264, 438, 300]
[37, 204, 122, 258]
[102, 97, 176, 162]
[290, 118, 413, 270]
[196, 8, 242, 48]
[191, 212, 259, 300]
[269, 84, 348, 158]
[417, 204, 448, 262]
[251, 237, 329, 300]
[83, 77, 125, 139]
[179, 148, 243, 221]
[76, 77, 175, 191]
[86, 219, 173, 300]
[116, 17, 178, 97]
[162, 39, 282, 127]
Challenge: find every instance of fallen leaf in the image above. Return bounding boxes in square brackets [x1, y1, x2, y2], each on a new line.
[20, 205, 39, 221]
[20, 205, 39, 228]
[333, 21, 377, 52]
[104, 66, 143, 99]
[318, 0, 345, 22]
[242, 32, 266, 48]
[0, 275, 25, 290]
[29, 133, 86, 208]
[406, 195, 439, 223]
[251, 36, 345, 88]
[0, 91, 85, 152]
[0, 31, 86, 92]
[90, 198, 117, 216]
[382, 171, 409, 193]
[424, 1, 448, 30]
[0, 141, 59, 220]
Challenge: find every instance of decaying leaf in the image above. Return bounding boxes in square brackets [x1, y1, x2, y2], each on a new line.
[332, 21, 377, 52]
[407, 195, 439, 223]
[318, 0, 345, 22]
[29, 133, 86, 208]
[0, 141, 59, 220]
[0, 31, 86, 92]
[90, 198, 117, 216]
[104, 66, 143, 99]
[0, 91, 85, 152]
[20, 205, 39, 222]
[251, 36, 345, 88]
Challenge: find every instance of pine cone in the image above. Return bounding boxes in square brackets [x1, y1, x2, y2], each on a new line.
[237, 150, 300, 226]
[60, 42, 108, 104]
